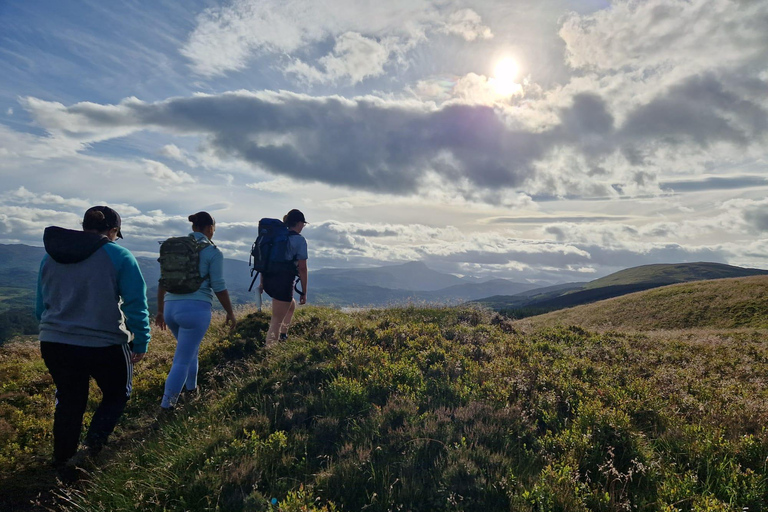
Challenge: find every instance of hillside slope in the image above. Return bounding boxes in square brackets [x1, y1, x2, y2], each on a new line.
[518, 275, 768, 331]
[3, 306, 767, 511]
[584, 261, 768, 289]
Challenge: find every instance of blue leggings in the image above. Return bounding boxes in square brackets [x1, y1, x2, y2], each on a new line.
[161, 300, 211, 408]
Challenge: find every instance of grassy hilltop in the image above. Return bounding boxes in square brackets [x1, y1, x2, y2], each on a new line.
[2, 278, 768, 511]
[519, 275, 768, 331]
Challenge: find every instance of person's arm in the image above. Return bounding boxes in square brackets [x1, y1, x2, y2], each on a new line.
[297, 259, 308, 305]
[209, 248, 236, 332]
[107, 245, 150, 361]
[35, 256, 47, 321]
[155, 284, 167, 330]
[215, 290, 237, 332]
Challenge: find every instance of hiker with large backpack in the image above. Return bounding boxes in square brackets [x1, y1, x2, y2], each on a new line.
[36, 206, 150, 474]
[155, 211, 236, 411]
[252, 209, 309, 345]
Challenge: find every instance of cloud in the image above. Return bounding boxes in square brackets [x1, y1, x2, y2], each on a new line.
[142, 159, 196, 186]
[439, 9, 493, 41]
[181, 0, 491, 82]
[15, 0, 768, 206]
[20, 73, 768, 202]
[287, 32, 393, 85]
[17, 91, 547, 197]
[0, 187, 143, 243]
[159, 144, 198, 167]
[560, 0, 768, 78]
[661, 175, 768, 193]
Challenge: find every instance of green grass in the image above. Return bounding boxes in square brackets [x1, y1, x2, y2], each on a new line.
[1, 305, 763, 511]
[583, 262, 768, 290]
[520, 275, 768, 331]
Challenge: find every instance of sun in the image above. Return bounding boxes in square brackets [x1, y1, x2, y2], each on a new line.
[492, 58, 522, 96]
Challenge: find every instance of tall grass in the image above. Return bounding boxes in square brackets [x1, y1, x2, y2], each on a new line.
[0, 306, 263, 510]
[34, 305, 768, 512]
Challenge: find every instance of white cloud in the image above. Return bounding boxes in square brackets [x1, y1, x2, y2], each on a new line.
[181, 0, 491, 82]
[142, 159, 196, 186]
[159, 144, 198, 167]
[439, 9, 493, 41]
[287, 32, 393, 85]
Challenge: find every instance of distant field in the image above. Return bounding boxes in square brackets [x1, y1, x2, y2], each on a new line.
[0, 287, 35, 313]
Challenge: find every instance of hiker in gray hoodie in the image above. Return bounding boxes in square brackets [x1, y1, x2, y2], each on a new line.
[35, 206, 150, 468]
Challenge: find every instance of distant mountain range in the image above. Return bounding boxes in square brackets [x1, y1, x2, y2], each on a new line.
[3, 242, 768, 342]
[0, 244, 538, 315]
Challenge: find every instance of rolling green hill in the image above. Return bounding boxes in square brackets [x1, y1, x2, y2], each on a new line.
[583, 262, 768, 289]
[2, 303, 768, 511]
[476, 262, 768, 316]
[517, 275, 768, 331]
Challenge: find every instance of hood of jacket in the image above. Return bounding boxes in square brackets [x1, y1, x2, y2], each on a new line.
[43, 226, 111, 264]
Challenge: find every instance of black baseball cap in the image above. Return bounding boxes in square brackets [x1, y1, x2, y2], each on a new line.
[284, 209, 307, 226]
[83, 206, 123, 238]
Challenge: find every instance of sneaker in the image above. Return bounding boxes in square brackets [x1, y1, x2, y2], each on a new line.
[279, 333, 288, 341]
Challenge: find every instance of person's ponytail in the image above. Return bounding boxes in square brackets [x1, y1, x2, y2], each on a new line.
[189, 211, 215, 229]
[83, 210, 108, 231]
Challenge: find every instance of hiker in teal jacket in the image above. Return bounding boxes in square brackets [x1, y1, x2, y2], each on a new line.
[155, 211, 236, 410]
[36, 206, 150, 468]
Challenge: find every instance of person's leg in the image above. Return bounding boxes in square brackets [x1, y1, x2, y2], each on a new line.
[279, 298, 297, 337]
[267, 298, 292, 345]
[184, 338, 202, 392]
[86, 344, 133, 452]
[161, 301, 211, 408]
[40, 342, 90, 464]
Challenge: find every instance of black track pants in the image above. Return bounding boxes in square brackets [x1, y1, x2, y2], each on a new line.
[40, 342, 133, 463]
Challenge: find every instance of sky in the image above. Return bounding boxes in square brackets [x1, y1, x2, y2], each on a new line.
[1, 0, 767, 284]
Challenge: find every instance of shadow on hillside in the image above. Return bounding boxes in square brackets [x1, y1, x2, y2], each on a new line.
[1, 463, 62, 511]
[0, 311, 271, 511]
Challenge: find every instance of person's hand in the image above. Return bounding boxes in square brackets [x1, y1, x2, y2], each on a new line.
[299, 293, 307, 305]
[155, 312, 166, 330]
[130, 352, 145, 364]
[225, 311, 237, 333]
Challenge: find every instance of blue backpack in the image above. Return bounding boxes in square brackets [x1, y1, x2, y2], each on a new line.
[248, 218, 300, 292]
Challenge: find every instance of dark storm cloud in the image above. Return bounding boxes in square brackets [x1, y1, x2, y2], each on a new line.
[24, 73, 768, 199]
[620, 74, 768, 147]
[742, 204, 768, 233]
[24, 91, 611, 196]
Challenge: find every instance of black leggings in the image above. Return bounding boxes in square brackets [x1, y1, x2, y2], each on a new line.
[40, 342, 133, 463]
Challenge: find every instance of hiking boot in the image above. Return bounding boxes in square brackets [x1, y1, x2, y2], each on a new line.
[181, 386, 200, 403]
[65, 444, 101, 471]
[150, 406, 176, 431]
[53, 460, 79, 483]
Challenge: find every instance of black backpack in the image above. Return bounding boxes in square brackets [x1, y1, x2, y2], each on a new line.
[248, 218, 301, 292]
[158, 235, 212, 294]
